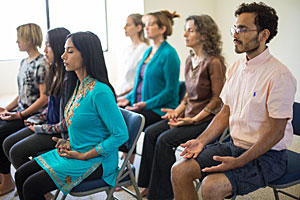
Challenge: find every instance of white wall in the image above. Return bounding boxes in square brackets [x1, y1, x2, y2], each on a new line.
[143, 0, 300, 101]
[214, 0, 300, 101]
[104, 0, 144, 84]
[0, 60, 19, 95]
[144, 0, 216, 81]
[0, 0, 145, 102]
[1, 0, 299, 102]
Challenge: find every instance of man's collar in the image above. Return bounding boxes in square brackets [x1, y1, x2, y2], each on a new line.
[243, 48, 271, 72]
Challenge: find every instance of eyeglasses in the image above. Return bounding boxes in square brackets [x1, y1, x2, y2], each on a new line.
[230, 27, 258, 36]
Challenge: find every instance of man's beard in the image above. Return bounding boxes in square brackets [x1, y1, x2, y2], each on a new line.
[234, 35, 260, 54]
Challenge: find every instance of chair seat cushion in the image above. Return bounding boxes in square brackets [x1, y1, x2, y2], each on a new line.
[268, 150, 300, 188]
[71, 164, 135, 193]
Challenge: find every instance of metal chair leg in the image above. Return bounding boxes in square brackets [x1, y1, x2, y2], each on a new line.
[53, 189, 60, 200]
[273, 188, 280, 200]
[60, 194, 67, 200]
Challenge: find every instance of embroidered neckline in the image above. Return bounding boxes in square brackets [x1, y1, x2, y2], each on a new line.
[64, 76, 96, 127]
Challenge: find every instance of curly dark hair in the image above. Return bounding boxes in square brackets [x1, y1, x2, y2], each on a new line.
[186, 15, 224, 64]
[235, 2, 278, 44]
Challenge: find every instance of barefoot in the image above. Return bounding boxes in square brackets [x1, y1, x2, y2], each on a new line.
[140, 188, 148, 197]
[0, 174, 15, 196]
[115, 185, 129, 192]
[0, 182, 15, 196]
[115, 186, 122, 192]
[44, 192, 53, 200]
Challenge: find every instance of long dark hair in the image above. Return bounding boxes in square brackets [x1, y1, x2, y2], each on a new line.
[67, 31, 116, 99]
[44, 27, 70, 97]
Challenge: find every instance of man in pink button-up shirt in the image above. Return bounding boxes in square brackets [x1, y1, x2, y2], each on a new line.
[171, 2, 297, 200]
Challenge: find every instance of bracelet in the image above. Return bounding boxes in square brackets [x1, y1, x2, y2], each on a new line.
[17, 111, 24, 119]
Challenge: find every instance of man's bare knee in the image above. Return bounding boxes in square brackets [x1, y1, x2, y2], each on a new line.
[201, 173, 232, 199]
[171, 159, 201, 183]
[201, 176, 216, 197]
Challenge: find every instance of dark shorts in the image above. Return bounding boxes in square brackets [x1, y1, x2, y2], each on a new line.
[194, 142, 288, 196]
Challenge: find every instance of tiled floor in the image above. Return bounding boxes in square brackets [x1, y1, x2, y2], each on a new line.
[1, 96, 300, 199]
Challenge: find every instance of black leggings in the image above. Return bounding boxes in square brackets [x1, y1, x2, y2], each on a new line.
[3, 127, 60, 169]
[15, 160, 103, 200]
[0, 118, 25, 174]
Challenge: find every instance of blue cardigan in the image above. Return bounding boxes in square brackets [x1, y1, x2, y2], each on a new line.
[126, 41, 180, 116]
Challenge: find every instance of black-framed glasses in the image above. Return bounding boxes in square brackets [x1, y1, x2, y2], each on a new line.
[230, 27, 258, 36]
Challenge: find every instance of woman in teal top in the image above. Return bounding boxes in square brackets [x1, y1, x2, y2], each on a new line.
[15, 32, 129, 200]
[117, 10, 181, 163]
[118, 10, 181, 129]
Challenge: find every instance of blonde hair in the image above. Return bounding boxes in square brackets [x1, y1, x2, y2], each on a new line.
[17, 23, 43, 48]
[144, 10, 180, 39]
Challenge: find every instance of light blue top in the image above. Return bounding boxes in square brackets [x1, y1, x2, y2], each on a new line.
[35, 76, 128, 195]
[126, 41, 180, 116]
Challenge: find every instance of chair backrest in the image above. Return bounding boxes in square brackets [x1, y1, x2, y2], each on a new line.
[116, 108, 145, 187]
[292, 102, 300, 136]
[120, 108, 145, 150]
[179, 81, 186, 103]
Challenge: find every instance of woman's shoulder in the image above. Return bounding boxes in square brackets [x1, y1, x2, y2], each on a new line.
[35, 54, 47, 65]
[185, 54, 192, 62]
[160, 41, 179, 56]
[137, 42, 149, 50]
[205, 56, 225, 67]
[91, 79, 114, 95]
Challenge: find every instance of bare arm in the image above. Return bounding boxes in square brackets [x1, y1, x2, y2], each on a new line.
[196, 104, 230, 145]
[170, 58, 225, 126]
[180, 105, 229, 159]
[174, 101, 187, 116]
[0, 96, 19, 115]
[190, 109, 211, 124]
[5, 96, 19, 111]
[235, 117, 287, 167]
[21, 83, 48, 117]
[202, 117, 287, 172]
[1, 83, 48, 120]
[161, 101, 186, 120]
